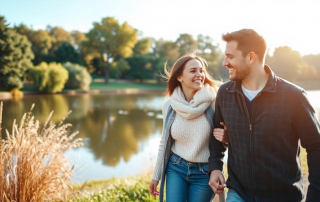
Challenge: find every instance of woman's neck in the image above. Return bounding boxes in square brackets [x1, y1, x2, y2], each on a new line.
[181, 87, 196, 102]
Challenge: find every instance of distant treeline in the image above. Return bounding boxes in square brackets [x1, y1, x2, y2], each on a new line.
[1, 15, 320, 92]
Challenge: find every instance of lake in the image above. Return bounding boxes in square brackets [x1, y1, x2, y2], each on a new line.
[1, 90, 319, 182]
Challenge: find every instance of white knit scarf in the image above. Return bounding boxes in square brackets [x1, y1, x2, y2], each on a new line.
[171, 84, 216, 120]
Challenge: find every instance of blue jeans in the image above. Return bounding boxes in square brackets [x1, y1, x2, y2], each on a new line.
[165, 152, 214, 202]
[226, 189, 245, 202]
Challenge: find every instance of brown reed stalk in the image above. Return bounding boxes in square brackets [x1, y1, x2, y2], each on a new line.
[0, 102, 83, 201]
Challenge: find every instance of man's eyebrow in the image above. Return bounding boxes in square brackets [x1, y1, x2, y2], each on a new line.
[225, 53, 234, 56]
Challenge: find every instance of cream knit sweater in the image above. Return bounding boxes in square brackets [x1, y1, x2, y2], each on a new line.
[152, 84, 216, 181]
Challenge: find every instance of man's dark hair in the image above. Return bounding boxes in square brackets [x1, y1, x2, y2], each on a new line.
[222, 29, 267, 62]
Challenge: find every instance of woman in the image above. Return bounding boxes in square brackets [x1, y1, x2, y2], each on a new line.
[149, 52, 228, 202]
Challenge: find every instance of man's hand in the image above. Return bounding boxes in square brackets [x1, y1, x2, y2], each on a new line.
[209, 170, 226, 195]
[213, 122, 229, 144]
[149, 179, 160, 197]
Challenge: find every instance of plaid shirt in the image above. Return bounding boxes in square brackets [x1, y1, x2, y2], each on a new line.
[209, 65, 320, 202]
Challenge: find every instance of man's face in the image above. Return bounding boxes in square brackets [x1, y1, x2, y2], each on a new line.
[223, 41, 250, 81]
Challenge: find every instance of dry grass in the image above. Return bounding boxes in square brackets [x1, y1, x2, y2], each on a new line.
[0, 102, 83, 202]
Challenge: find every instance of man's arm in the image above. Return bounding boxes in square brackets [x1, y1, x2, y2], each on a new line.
[208, 88, 227, 172]
[293, 89, 320, 202]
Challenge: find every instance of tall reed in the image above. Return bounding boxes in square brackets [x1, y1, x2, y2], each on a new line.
[0, 102, 83, 201]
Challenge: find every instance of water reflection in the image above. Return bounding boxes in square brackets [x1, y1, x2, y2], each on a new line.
[1, 94, 164, 169]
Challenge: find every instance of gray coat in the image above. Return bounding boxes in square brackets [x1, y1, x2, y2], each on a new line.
[158, 104, 225, 202]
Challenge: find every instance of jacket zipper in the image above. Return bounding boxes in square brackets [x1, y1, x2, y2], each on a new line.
[239, 93, 256, 200]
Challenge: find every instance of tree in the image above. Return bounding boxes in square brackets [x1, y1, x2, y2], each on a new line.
[83, 17, 138, 84]
[302, 54, 320, 80]
[127, 55, 152, 83]
[62, 62, 92, 90]
[15, 24, 54, 65]
[109, 58, 130, 79]
[267, 46, 306, 82]
[28, 62, 68, 93]
[176, 34, 198, 56]
[0, 16, 34, 90]
[152, 39, 179, 66]
[133, 37, 152, 55]
[197, 35, 223, 77]
[54, 42, 80, 64]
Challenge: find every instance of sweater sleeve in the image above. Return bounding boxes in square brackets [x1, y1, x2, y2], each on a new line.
[152, 99, 170, 181]
[293, 90, 320, 202]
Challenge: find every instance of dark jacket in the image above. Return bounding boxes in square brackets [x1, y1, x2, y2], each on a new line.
[208, 65, 320, 202]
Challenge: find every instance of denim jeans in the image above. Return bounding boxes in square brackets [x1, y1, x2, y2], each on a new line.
[226, 189, 245, 202]
[165, 152, 214, 202]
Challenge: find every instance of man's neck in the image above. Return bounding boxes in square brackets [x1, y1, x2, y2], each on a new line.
[242, 65, 269, 91]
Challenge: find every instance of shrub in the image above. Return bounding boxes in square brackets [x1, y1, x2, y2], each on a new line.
[28, 62, 69, 93]
[62, 62, 92, 91]
[0, 102, 83, 201]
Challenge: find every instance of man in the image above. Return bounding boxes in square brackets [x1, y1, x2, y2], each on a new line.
[208, 29, 320, 202]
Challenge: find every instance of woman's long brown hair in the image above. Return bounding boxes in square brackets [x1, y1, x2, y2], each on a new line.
[162, 52, 221, 96]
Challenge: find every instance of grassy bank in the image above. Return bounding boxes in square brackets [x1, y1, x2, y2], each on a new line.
[69, 175, 159, 202]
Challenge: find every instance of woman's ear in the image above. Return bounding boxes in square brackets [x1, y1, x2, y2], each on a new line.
[177, 77, 182, 82]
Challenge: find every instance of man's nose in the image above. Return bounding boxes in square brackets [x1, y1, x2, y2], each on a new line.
[222, 58, 228, 67]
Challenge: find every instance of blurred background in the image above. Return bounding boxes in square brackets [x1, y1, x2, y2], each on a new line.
[0, 0, 319, 183]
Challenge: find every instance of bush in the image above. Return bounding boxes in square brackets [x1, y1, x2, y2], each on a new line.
[62, 62, 92, 90]
[0, 102, 83, 201]
[28, 62, 69, 93]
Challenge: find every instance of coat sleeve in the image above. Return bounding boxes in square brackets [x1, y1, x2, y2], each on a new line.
[208, 87, 227, 172]
[293, 89, 320, 202]
[152, 99, 170, 181]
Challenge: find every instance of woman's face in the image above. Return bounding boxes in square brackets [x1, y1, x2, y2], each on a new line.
[178, 59, 205, 92]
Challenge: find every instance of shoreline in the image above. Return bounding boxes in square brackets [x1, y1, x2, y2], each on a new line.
[0, 88, 166, 100]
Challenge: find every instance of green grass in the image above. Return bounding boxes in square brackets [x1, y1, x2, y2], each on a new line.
[69, 175, 160, 202]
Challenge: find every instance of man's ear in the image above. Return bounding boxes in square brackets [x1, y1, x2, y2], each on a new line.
[248, 52, 256, 64]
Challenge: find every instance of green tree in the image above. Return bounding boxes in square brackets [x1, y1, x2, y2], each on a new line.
[84, 17, 138, 83]
[133, 37, 152, 55]
[28, 62, 68, 93]
[197, 35, 223, 77]
[62, 62, 92, 90]
[109, 57, 130, 79]
[15, 24, 54, 65]
[152, 39, 179, 65]
[0, 16, 34, 90]
[176, 34, 198, 55]
[127, 55, 152, 83]
[54, 42, 80, 64]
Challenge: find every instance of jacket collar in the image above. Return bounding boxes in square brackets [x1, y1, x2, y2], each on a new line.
[226, 65, 277, 94]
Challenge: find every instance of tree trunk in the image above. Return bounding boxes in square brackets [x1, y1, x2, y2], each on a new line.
[104, 65, 109, 84]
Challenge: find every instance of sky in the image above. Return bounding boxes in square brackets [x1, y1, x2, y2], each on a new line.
[1, 0, 320, 56]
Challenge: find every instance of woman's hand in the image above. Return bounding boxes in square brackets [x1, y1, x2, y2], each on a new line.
[149, 179, 160, 197]
[213, 122, 229, 144]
